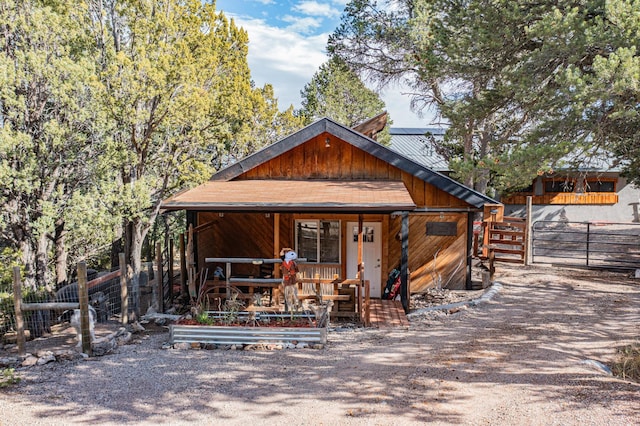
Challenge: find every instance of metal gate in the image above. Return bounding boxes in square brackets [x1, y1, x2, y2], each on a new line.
[532, 221, 640, 269]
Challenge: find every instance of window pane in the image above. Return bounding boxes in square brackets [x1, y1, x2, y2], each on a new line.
[544, 180, 574, 193]
[296, 221, 317, 262]
[319, 220, 340, 263]
[586, 180, 615, 192]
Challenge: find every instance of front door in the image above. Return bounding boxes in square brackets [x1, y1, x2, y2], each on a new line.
[346, 222, 382, 297]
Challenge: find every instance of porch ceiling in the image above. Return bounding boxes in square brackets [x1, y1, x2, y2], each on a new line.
[161, 179, 417, 212]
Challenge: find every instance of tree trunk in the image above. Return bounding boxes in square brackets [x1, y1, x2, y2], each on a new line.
[54, 218, 68, 289]
[35, 232, 51, 291]
[20, 238, 37, 291]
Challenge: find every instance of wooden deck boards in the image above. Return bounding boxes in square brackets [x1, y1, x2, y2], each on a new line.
[368, 299, 409, 328]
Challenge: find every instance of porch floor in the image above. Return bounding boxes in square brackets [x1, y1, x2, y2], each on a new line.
[368, 299, 409, 328]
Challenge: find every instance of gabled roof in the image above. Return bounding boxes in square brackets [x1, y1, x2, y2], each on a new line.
[212, 118, 498, 209]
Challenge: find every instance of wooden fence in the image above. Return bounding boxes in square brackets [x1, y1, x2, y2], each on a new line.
[482, 217, 527, 264]
[11, 255, 129, 357]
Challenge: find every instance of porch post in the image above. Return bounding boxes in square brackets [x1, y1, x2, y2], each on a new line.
[273, 213, 281, 305]
[273, 213, 280, 278]
[357, 214, 363, 279]
[466, 212, 474, 290]
[400, 212, 409, 312]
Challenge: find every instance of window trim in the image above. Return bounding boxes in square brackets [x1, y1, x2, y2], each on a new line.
[294, 219, 341, 264]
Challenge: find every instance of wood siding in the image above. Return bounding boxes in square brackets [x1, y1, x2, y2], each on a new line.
[193, 135, 475, 293]
[389, 213, 468, 291]
[501, 192, 619, 205]
[240, 133, 469, 209]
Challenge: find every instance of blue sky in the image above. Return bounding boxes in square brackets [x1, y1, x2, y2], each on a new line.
[215, 0, 429, 127]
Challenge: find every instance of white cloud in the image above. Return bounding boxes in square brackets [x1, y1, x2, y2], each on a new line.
[293, 1, 341, 18]
[226, 12, 430, 127]
[281, 15, 324, 34]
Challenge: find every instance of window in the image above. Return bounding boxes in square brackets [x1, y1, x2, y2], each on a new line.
[295, 220, 340, 263]
[584, 179, 616, 192]
[544, 179, 575, 193]
[352, 226, 375, 243]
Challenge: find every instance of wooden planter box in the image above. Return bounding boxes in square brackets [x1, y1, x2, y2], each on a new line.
[169, 324, 327, 346]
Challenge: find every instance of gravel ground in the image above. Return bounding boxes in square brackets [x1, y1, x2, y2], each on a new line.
[1, 264, 639, 425]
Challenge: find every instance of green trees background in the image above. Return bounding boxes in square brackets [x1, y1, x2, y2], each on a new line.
[1, 0, 639, 290]
[329, 0, 640, 195]
[0, 0, 305, 289]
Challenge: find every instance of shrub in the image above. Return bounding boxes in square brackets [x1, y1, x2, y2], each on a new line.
[611, 342, 640, 383]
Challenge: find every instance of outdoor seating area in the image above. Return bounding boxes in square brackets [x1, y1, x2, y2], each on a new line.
[200, 257, 370, 323]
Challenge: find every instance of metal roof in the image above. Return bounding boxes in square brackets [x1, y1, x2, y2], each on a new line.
[389, 128, 449, 172]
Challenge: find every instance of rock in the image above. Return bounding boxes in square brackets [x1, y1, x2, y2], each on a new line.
[0, 357, 20, 368]
[54, 350, 80, 361]
[92, 338, 117, 356]
[36, 352, 56, 365]
[174, 342, 190, 350]
[21, 355, 38, 367]
[311, 344, 324, 350]
[295, 343, 308, 349]
[130, 321, 146, 333]
[116, 331, 132, 345]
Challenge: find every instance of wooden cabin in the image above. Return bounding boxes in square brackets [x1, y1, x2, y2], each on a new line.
[161, 118, 501, 313]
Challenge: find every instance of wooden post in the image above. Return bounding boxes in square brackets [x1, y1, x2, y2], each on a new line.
[168, 238, 174, 301]
[364, 279, 370, 327]
[12, 267, 26, 356]
[400, 212, 409, 312]
[273, 213, 281, 305]
[357, 215, 363, 279]
[77, 262, 92, 356]
[179, 233, 187, 296]
[119, 253, 128, 325]
[525, 196, 533, 266]
[156, 242, 163, 313]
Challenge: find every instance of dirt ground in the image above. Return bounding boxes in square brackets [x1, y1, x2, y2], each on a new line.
[0, 263, 639, 425]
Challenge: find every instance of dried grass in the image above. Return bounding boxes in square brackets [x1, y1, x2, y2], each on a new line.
[611, 342, 640, 382]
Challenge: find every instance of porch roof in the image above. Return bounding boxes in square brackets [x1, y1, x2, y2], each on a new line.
[161, 179, 417, 213]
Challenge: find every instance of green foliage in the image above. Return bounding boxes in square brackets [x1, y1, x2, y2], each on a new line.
[0, 248, 22, 293]
[0, 369, 20, 388]
[1, 0, 302, 283]
[329, 0, 640, 194]
[299, 57, 391, 144]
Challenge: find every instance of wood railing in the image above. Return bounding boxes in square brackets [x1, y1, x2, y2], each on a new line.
[481, 217, 526, 264]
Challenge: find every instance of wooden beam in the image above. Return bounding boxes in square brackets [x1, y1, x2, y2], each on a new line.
[400, 213, 409, 313]
[77, 262, 92, 356]
[12, 267, 25, 356]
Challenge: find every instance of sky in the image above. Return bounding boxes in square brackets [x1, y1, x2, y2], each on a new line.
[215, 0, 432, 128]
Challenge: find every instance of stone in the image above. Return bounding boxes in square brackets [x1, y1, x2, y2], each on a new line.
[36, 352, 56, 365]
[21, 355, 38, 367]
[174, 342, 190, 350]
[0, 357, 20, 368]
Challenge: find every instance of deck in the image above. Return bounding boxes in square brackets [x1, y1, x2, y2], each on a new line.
[368, 299, 409, 328]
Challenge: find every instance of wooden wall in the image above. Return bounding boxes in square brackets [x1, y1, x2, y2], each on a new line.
[193, 133, 474, 293]
[240, 133, 468, 209]
[389, 213, 468, 291]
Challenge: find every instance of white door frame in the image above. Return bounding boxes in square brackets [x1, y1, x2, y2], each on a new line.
[346, 221, 382, 298]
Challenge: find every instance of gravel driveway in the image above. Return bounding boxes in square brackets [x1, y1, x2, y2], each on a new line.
[1, 264, 638, 425]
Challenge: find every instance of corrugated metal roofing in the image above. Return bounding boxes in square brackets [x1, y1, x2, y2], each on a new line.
[389, 128, 449, 172]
